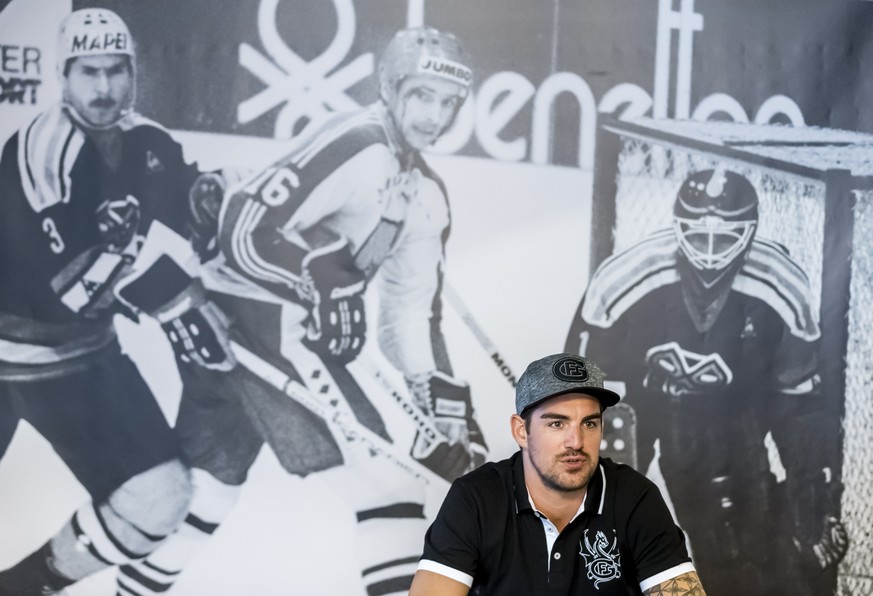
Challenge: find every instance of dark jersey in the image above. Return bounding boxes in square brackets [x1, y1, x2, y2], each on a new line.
[565, 230, 820, 486]
[419, 453, 693, 595]
[0, 105, 199, 379]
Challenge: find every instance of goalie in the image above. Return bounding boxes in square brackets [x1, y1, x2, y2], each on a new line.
[565, 168, 847, 595]
[112, 26, 488, 596]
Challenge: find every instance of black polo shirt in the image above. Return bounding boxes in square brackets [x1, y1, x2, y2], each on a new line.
[418, 452, 694, 595]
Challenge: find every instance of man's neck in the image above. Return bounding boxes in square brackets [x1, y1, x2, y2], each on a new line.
[524, 466, 587, 532]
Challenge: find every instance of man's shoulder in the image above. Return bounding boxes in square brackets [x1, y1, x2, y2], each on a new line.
[311, 107, 389, 151]
[456, 457, 514, 488]
[281, 107, 391, 172]
[581, 230, 680, 328]
[440, 457, 517, 525]
[120, 113, 182, 145]
[600, 457, 657, 499]
[735, 238, 820, 340]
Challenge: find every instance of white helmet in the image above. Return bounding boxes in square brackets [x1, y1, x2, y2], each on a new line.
[57, 8, 134, 74]
[378, 27, 472, 102]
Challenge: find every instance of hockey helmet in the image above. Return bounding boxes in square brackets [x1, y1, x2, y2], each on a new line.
[673, 168, 759, 271]
[57, 9, 134, 74]
[378, 27, 473, 103]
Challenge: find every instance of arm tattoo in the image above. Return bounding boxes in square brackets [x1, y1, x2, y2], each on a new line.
[643, 571, 706, 596]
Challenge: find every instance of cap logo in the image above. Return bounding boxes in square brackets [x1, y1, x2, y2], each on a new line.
[553, 357, 589, 382]
[417, 57, 472, 86]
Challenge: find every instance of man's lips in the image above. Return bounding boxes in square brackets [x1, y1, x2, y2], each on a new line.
[559, 455, 587, 469]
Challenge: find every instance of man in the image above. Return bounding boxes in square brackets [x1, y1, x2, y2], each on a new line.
[0, 8, 197, 595]
[112, 26, 487, 596]
[564, 169, 847, 594]
[409, 353, 705, 595]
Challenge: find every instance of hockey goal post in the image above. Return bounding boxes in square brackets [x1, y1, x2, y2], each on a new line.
[590, 117, 873, 596]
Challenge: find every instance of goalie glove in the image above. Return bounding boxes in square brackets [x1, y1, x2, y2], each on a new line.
[301, 237, 367, 364]
[115, 254, 236, 371]
[408, 371, 488, 481]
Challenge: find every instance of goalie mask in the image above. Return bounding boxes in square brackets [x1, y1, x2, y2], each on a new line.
[378, 27, 472, 150]
[673, 168, 759, 276]
[57, 9, 136, 129]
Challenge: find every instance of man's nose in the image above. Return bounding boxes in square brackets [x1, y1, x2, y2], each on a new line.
[564, 426, 584, 450]
[94, 72, 111, 94]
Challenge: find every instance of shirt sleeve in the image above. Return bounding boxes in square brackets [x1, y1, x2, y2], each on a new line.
[418, 480, 481, 586]
[377, 173, 452, 377]
[624, 479, 695, 592]
[217, 140, 387, 303]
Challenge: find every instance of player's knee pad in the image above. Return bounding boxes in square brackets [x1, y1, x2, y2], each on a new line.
[187, 467, 242, 527]
[107, 459, 193, 540]
[65, 461, 191, 569]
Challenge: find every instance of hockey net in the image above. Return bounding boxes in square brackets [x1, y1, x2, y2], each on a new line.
[597, 118, 873, 595]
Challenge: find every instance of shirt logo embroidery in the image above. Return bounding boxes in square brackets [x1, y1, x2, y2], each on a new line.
[146, 150, 165, 173]
[580, 529, 621, 589]
[643, 341, 732, 397]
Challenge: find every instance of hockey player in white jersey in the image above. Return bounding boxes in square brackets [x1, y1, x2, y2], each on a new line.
[565, 169, 848, 595]
[0, 9, 196, 595]
[113, 26, 487, 596]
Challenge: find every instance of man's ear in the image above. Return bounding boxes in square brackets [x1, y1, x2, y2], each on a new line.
[510, 414, 528, 449]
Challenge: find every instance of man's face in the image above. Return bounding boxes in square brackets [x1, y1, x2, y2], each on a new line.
[64, 54, 133, 128]
[388, 75, 465, 150]
[512, 393, 603, 494]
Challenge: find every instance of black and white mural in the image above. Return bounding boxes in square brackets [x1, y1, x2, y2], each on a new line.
[1, 1, 871, 594]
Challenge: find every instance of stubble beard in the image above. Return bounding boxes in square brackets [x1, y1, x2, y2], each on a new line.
[531, 450, 596, 493]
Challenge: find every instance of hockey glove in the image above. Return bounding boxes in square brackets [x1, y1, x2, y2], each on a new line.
[795, 515, 849, 570]
[188, 172, 225, 261]
[115, 254, 236, 371]
[408, 371, 489, 481]
[51, 246, 134, 319]
[301, 238, 367, 364]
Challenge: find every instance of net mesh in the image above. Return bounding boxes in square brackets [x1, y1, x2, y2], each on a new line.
[838, 190, 873, 596]
[614, 140, 824, 312]
[611, 132, 870, 595]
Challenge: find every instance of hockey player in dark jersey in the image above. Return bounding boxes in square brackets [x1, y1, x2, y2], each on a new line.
[0, 9, 200, 595]
[112, 26, 488, 596]
[565, 168, 848, 595]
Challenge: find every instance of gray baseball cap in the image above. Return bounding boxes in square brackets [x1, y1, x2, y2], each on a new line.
[515, 353, 621, 415]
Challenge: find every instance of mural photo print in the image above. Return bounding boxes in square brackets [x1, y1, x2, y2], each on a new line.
[1, 0, 871, 595]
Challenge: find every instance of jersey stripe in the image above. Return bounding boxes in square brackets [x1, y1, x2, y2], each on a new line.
[581, 230, 679, 328]
[582, 231, 819, 340]
[295, 108, 384, 168]
[221, 106, 387, 297]
[230, 198, 303, 289]
[736, 240, 820, 340]
[17, 105, 85, 213]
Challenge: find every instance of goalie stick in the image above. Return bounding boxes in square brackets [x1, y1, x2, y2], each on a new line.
[229, 340, 447, 486]
[443, 281, 520, 388]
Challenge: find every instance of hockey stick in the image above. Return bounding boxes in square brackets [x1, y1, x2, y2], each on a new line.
[229, 341, 446, 486]
[353, 355, 442, 444]
[443, 281, 520, 388]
